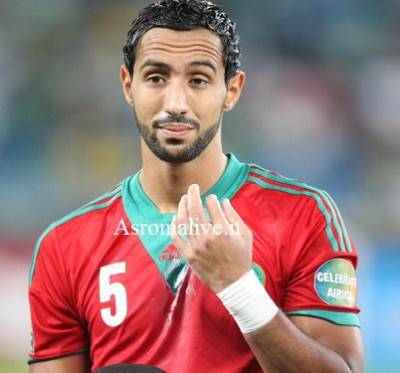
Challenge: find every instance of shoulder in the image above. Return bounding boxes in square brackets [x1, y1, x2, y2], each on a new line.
[29, 180, 127, 284]
[244, 163, 334, 212]
[243, 163, 352, 253]
[246, 164, 326, 199]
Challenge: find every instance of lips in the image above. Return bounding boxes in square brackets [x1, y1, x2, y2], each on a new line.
[160, 123, 193, 131]
[158, 123, 194, 138]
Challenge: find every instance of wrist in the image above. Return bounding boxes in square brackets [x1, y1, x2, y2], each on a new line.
[217, 269, 278, 334]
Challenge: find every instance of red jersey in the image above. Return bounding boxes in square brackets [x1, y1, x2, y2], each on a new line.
[28, 154, 360, 372]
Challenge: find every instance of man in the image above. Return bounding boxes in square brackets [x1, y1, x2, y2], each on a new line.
[28, 0, 364, 372]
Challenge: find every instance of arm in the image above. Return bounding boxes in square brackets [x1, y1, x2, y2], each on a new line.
[29, 353, 90, 373]
[171, 184, 364, 373]
[244, 313, 363, 373]
[28, 229, 89, 370]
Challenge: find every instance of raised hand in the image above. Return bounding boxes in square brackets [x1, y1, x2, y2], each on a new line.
[171, 184, 253, 293]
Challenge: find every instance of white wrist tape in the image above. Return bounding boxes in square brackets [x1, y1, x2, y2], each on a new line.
[217, 269, 278, 333]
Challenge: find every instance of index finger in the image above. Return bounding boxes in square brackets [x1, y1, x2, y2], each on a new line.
[187, 184, 208, 224]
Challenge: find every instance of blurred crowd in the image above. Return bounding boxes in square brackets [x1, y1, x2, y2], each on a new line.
[0, 0, 399, 370]
[1, 0, 399, 238]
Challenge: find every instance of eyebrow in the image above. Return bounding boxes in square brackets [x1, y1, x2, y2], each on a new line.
[188, 60, 217, 74]
[140, 59, 173, 72]
[140, 59, 217, 74]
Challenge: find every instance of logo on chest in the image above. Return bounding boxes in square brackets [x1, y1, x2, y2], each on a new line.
[159, 244, 182, 261]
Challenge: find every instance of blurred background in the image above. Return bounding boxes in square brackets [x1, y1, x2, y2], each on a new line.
[0, 0, 399, 372]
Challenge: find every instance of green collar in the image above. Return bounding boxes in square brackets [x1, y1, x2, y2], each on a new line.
[123, 153, 249, 221]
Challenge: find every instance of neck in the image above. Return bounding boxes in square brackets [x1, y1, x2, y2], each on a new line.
[140, 138, 227, 214]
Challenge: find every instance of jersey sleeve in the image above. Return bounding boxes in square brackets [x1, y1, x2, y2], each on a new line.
[282, 194, 360, 327]
[28, 226, 88, 363]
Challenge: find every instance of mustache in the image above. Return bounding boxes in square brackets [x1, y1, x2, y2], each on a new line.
[152, 115, 200, 130]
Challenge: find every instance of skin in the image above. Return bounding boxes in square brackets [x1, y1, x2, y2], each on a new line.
[30, 354, 90, 373]
[31, 27, 364, 372]
[123, 28, 244, 214]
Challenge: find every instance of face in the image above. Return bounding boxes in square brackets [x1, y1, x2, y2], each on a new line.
[121, 27, 245, 163]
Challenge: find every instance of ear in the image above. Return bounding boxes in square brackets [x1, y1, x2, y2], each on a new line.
[120, 64, 134, 107]
[223, 71, 246, 112]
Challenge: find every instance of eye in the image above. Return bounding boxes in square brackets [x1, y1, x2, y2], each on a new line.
[190, 78, 209, 87]
[147, 76, 165, 84]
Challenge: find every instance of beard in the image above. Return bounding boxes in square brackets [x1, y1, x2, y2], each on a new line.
[134, 111, 222, 163]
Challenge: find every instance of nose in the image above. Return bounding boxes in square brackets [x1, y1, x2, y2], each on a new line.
[164, 81, 189, 116]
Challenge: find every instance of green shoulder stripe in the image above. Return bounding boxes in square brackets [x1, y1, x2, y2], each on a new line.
[28, 191, 122, 285]
[249, 166, 352, 253]
[324, 192, 352, 252]
[247, 175, 339, 252]
[286, 309, 360, 327]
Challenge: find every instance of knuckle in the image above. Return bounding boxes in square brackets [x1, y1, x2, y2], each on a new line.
[191, 245, 202, 255]
[204, 234, 216, 247]
[190, 208, 203, 219]
[185, 252, 195, 262]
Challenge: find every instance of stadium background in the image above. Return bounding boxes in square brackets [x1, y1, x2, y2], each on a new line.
[0, 0, 399, 372]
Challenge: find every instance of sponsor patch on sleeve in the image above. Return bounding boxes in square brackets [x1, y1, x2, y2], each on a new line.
[314, 259, 357, 307]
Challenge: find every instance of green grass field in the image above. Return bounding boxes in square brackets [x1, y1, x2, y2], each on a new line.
[0, 358, 26, 373]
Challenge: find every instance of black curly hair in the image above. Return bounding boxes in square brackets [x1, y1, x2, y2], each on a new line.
[123, 0, 240, 84]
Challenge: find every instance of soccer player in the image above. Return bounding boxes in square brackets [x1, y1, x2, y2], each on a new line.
[28, 0, 364, 372]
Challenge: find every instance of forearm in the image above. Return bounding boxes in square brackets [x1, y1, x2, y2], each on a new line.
[216, 270, 360, 373]
[244, 312, 353, 373]
[29, 353, 90, 373]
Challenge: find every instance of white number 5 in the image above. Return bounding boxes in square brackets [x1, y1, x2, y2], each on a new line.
[99, 262, 127, 327]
